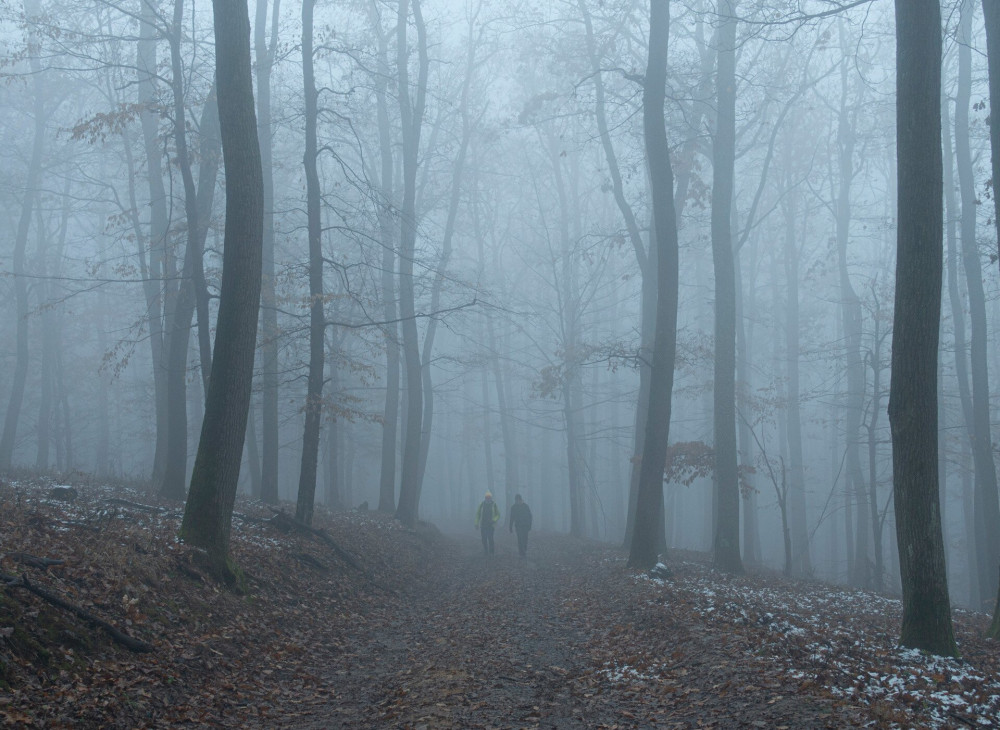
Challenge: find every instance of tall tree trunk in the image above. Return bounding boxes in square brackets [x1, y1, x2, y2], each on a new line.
[865, 284, 887, 591]
[956, 0, 1000, 610]
[325, 365, 341, 510]
[295, 0, 326, 527]
[835, 24, 870, 587]
[710, 0, 742, 573]
[416, 6, 478, 489]
[579, 0, 652, 548]
[136, 0, 171, 487]
[394, 0, 429, 528]
[628, 0, 680, 569]
[371, 0, 399, 513]
[980, 0, 1000, 635]
[0, 6, 45, 472]
[180, 0, 263, 580]
[488, 316, 518, 506]
[781, 189, 810, 576]
[244, 398, 262, 497]
[736, 230, 761, 565]
[255, 0, 281, 505]
[480, 364, 496, 498]
[35, 209, 53, 471]
[889, 0, 956, 656]
[943, 87, 980, 609]
[159, 0, 214, 500]
[193, 84, 222, 396]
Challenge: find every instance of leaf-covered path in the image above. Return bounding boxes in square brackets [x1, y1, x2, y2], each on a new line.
[299, 533, 859, 729]
[5, 479, 999, 729]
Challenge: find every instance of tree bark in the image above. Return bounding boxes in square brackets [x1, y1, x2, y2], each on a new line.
[943, 86, 979, 610]
[136, 0, 171, 487]
[180, 0, 263, 579]
[394, 0, 429, 528]
[255, 0, 281, 505]
[370, 0, 399, 513]
[889, 0, 957, 656]
[159, 0, 215, 500]
[0, 1, 46, 471]
[710, 0, 742, 574]
[295, 0, 326, 527]
[957, 0, 1000, 610]
[628, 0, 680, 569]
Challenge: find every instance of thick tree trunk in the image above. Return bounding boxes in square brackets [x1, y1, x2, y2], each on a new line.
[295, 0, 326, 527]
[889, 0, 956, 656]
[180, 0, 263, 579]
[628, 0, 680, 569]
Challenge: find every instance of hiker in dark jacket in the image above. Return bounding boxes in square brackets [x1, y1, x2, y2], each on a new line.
[476, 492, 500, 555]
[508, 493, 533, 557]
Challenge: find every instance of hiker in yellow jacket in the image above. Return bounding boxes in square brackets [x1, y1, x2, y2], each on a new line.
[475, 492, 500, 555]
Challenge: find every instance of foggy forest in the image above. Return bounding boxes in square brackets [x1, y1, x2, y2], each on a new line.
[3, 0, 1000, 727]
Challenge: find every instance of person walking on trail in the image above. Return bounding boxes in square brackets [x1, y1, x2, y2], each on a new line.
[475, 492, 500, 555]
[508, 493, 533, 557]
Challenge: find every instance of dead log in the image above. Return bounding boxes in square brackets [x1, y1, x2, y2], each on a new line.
[1, 571, 154, 653]
[292, 551, 329, 572]
[267, 510, 364, 573]
[102, 498, 164, 513]
[6, 552, 64, 571]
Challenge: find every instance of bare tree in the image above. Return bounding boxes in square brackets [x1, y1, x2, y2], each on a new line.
[628, 0, 681, 569]
[0, 0, 50, 472]
[394, 0, 429, 528]
[889, 0, 956, 656]
[180, 0, 263, 580]
[255, 0, 282, 505]
[710, 0, 742, 574]
[294, 0, 326, 526]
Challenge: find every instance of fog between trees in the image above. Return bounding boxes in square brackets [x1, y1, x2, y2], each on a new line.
[0, 0, 996, 640]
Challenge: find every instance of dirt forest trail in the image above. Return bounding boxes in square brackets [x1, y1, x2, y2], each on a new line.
[292, 533, 856, 729]
[5, 482, 999, 728]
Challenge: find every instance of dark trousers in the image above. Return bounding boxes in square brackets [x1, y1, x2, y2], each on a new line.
[481, 525, 495, 554]
[515, 528, 529, 556]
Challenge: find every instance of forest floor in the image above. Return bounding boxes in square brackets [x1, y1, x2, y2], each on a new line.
[2, 476, 1000, 728]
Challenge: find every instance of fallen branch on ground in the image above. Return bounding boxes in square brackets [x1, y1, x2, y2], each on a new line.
[1, 571, 154, 653]
[267, 511, 364, 573]
[5, 552, 65, 570]
[102, 498, 165, 513]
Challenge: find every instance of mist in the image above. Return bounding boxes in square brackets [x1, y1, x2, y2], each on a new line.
[0, 0, 992, 620]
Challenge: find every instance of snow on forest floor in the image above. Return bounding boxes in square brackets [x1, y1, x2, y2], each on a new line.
[627, 556, 1000, 728]
[3, 474, 1000, 729]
